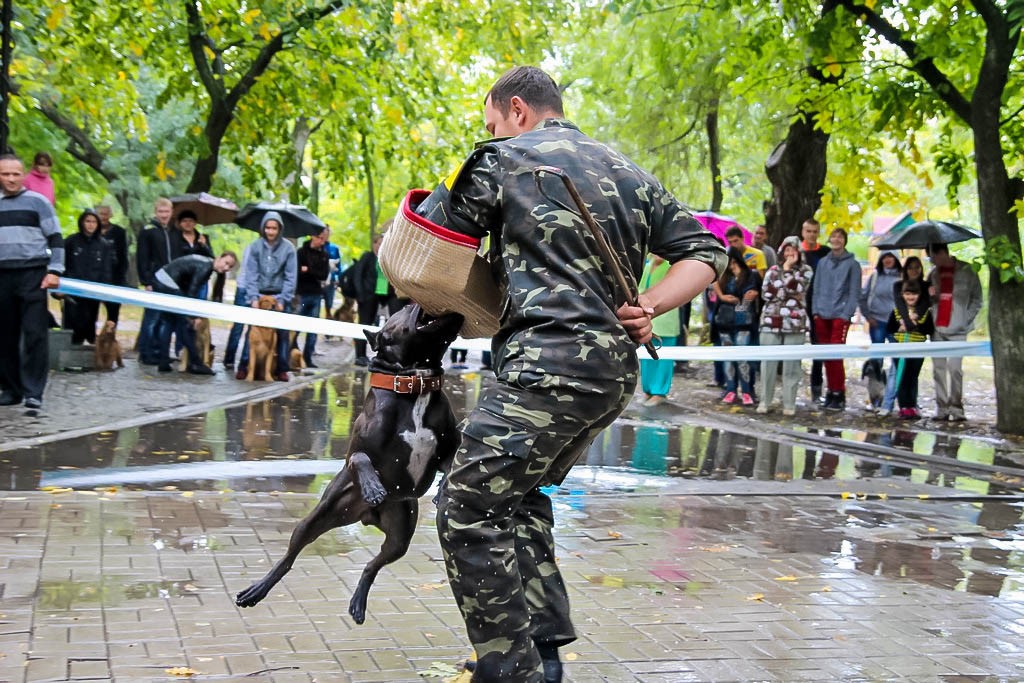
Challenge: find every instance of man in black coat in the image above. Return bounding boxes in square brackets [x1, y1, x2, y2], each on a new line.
[295, 226, 330, 367]
[350, 230, 407, 366]
[97, 205, 128, 323]
[135, 198, 179, 363]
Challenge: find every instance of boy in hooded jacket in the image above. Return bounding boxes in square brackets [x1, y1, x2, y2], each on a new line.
[235, 212, 296, 381]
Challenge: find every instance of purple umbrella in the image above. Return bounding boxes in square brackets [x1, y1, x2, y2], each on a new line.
[691, 210, 752, 245]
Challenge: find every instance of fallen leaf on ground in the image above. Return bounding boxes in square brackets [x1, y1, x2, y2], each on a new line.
[607, 530, 622, 539]
[774, 575, 798, 582]
[165, 667, 197, 677]
[747, 593, 765, 601]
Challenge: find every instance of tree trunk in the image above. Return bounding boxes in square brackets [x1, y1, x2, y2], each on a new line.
[763, 110, 829, 246]
[972, 81, 1023, 434]
[360, 130, 377, 245]
[705, 98, 722, 211]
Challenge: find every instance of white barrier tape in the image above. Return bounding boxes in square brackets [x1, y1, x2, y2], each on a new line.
[57, 279, 370, 339]
[636, 340, 990, 362]
[57, 279, 991, 361]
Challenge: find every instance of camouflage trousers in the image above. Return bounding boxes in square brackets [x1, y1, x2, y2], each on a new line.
[436, 371, 634, 682]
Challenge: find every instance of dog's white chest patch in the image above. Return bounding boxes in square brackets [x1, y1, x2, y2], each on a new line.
[401, 394, 437, 479]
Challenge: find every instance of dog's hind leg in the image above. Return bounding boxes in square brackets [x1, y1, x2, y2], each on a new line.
[236, 478, 366, 608]
[348, 499, 418, 624]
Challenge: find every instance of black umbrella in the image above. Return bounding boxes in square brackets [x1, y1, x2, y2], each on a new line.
[170, 192, 239, 225]
[871, 219, 981, 249]
[235, 201, 326, 239]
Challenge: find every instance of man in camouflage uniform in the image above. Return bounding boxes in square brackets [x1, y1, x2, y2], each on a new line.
[425, 67, 726, 682]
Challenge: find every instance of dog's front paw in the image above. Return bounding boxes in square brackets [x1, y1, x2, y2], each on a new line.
[361, 480, 387, 507]
[349, 595, 367, 624]
[235, 582, 269, 608]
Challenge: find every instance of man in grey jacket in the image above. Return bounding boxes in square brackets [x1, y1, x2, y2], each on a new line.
[927, 242, 982, 421]
[236, 211, 297, 381]
[810, 227, 862, 411]
[0, 155, 63, 415]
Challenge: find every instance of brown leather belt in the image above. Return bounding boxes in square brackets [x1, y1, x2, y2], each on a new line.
[368, 372, 444, 394]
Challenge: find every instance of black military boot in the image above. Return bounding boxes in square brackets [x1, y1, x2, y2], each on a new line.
[537, 644, 563, 683]
[825, 391, 845, 411]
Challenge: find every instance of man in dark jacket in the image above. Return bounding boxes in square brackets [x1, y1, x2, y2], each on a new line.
[97, 204, 128, 323]
[294, 226, 330, 367]
[350, 234, 383, 366]
[152, 252, 237, 374]
[412, 67, 725, 682]
[800, 217, 831, 402]
[135, 197, 178, 363]
[0, 154, 64, 415]
[63, 208, 115, 344]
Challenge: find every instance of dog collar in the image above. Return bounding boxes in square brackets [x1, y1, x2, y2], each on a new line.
[368, 372, 444, 394]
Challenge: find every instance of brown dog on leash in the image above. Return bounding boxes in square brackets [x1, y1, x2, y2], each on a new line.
[235, 303, 464, 624]
[180, 317, 213, 370]
[94, 320, 124, 370]
[245, 295, 279, 381]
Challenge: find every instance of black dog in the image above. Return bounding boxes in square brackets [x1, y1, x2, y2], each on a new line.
[235, 303, 464, 623]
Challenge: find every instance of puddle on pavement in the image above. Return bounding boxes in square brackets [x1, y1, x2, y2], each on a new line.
[38, 578, 201, 610]
[569, 495, 1024, 600]
[2, 371, 1022, 499]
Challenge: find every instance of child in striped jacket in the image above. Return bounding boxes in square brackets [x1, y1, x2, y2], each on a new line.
[886, 280, 935, 419]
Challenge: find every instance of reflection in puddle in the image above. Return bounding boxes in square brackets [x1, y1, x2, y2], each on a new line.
[585, 421, 1021, 496]
[637, 495, 1024, 600]
[38, 578, 201, 610]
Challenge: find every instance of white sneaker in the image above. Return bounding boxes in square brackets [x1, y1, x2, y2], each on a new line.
[756, 403, 769, 414]
[782, 408, 796, 417]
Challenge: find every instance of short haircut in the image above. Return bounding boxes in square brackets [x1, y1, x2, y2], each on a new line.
[830, 227, 848, 242]
[176, 209, 198, 222]
[0, 153, 23, 165]
[725, 226, 744, 240]
[927, 242, 949, 256]
[33, 151, 53, 166]
[487, 66, 564, 118]
[803, 218, 820, 228]
[155, 197, 173, 209]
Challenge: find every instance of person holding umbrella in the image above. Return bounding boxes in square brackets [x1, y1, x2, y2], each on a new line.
[235, 212, 296, 382]
[926, 242, 982, 421]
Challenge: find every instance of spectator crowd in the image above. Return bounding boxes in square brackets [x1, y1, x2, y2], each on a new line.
[1, 149, 985, 423]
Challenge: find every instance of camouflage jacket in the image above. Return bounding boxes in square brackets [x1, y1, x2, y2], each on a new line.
[422, 119, 726, 384]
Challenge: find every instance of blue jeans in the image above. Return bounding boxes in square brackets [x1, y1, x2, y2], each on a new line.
[720, 328, 753, 394]
[138, 307, 163, 363]
[223, 288, 247, 365]
[868, 321, 898, 409]
[296, 293, 322, 362]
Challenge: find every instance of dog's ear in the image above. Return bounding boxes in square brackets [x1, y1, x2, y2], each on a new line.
[364, 329, 380, 351]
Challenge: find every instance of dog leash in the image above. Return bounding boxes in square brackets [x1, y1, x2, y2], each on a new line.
[368, 373, 444, 394]
[532, 166, 661, 360]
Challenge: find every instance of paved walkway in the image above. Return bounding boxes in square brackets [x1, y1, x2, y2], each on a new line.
[2, 487, 1023, 682]
[2, 323, 1023, 681]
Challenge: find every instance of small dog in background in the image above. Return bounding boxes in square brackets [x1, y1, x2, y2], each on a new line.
[246, 296, 279, 381]
[94, 320, 124, 370]
[331, 297, 358, 325]
[862, 360, 887, 410]
[181, 317, 213, 370]
[289, 347, 306, 372]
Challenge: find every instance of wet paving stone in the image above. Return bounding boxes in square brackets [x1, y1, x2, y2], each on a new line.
[2, 490, 1024, 681]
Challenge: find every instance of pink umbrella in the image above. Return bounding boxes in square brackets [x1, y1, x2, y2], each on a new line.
[691, 210, 752, 245]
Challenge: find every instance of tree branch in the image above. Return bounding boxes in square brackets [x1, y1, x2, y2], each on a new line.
[225, 0, 347, 111]
[35, 99, 116, 183]
[823, 0, 973, 124]
[184, 0, 226, 102]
